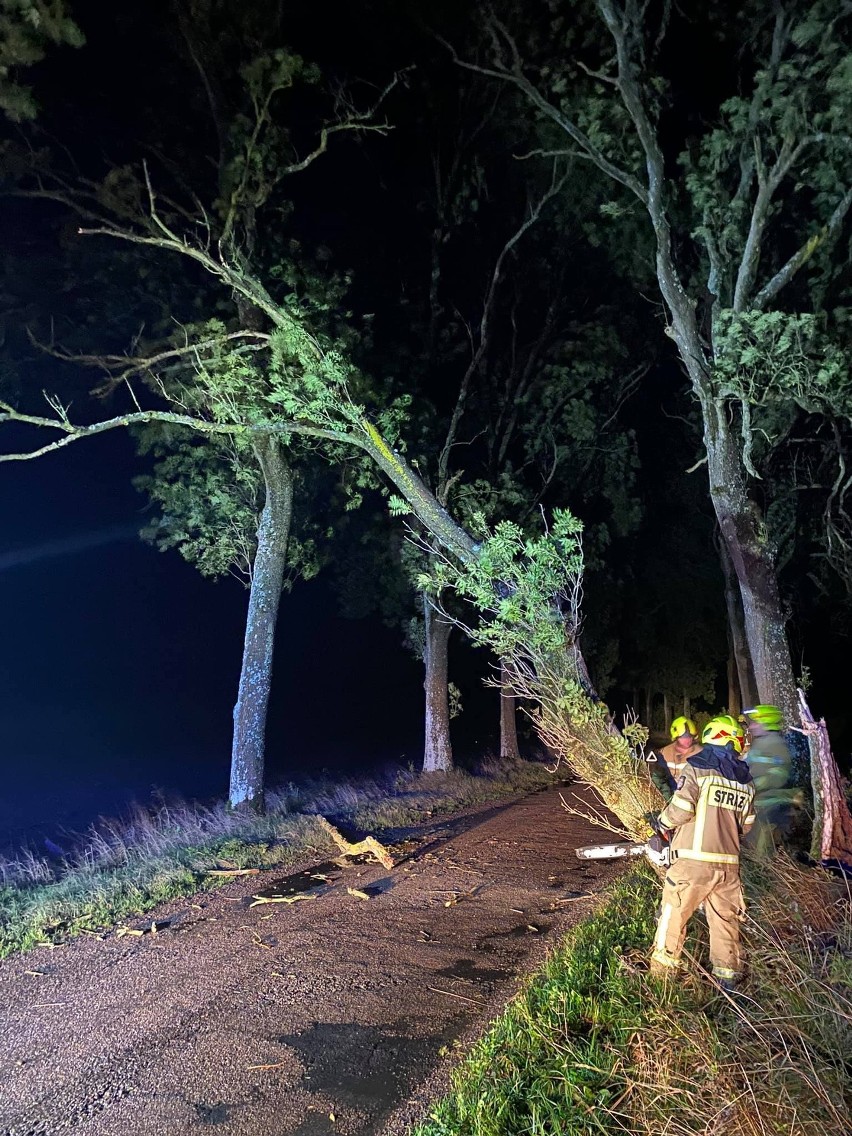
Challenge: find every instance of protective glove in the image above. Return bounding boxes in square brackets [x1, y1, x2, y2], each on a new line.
[645, 833, 671, 868]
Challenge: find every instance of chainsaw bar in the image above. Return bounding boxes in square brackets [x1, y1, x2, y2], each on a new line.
[574, 841, 646, 860]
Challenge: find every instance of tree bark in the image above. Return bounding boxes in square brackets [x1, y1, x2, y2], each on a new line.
[726, 649, 741, 718]
[500, 662, 521, 760]
[229, 435, 293, 812]
[717, 528, 757, 710]
[704, 415, 797, 725]
[422, 593, 454, 773]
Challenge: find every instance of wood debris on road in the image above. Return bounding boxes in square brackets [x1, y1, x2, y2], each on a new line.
[315, 816, 395, 869]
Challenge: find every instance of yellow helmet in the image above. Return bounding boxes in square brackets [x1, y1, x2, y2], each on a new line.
[742, 704, 783, 732]
[670, 715, 697, 741]
[702, 715, 746, 755]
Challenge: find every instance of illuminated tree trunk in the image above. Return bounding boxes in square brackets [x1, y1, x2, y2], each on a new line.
[726, 650, 741, 718]
[423, 594, 453, 773]
[500, 662, 521, 760]
[704, 415, 797, 727]
[229, 435, 293, 812]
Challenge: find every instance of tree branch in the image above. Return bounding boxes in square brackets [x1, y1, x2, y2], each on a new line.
[445, 22, 647, 204]
[437, 164, 567, 496]
[752, 184, 852, 310]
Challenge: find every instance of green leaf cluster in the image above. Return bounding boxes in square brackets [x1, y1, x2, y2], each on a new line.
[0, 0, 83, 122]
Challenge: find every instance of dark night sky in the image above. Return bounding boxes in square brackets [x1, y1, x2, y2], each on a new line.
[0, 423, 452, 847]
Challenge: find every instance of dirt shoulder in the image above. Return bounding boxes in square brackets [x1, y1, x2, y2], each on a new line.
[0, 786, 622, 1136]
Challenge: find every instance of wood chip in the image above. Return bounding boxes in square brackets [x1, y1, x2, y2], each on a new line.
[346, 887, 372, 900]
[246, 1062, 286, 1071]
[250, 892, 319, 907]
[205, 868, 260, 877]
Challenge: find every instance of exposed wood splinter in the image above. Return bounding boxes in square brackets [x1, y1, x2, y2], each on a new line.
[315, 815, 394, 869]
[205, 867, 260, 877]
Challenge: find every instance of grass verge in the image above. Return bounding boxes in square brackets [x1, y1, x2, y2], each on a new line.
[414, 856, 852, 1136]
[0, 756, 553, 960]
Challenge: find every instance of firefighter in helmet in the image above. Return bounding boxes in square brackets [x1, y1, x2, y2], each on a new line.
[741, 704, 797, 856]
[650, 715, 755, 990]
[651, 715, 702, 801]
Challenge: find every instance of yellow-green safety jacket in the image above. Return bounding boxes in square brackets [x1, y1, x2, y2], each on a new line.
[748, 731, 794, 811]
[659, 745, 756, 865]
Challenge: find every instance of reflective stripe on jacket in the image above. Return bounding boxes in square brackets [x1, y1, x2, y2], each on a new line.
[659, 745, 755, 865]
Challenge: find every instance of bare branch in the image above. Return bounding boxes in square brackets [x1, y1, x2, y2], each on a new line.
[0, 399, 354, 462]
[28, 330, 271, 396]
[444, 24, 648, 204]
[753, 183, 852, 310]
[437, 164, 568, 494]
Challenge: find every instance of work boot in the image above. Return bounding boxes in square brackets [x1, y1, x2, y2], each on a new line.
[712, 969, 742, 994]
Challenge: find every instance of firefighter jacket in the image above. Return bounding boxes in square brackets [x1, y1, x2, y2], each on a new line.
[659, 745, 755, 865]
[748, 732, 792, 802]
[651, 740, 701, 801]
[659, 739, 702, 782]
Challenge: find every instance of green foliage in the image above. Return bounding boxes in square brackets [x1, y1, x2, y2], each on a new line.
[713, 309, 849, 423]
[683, 0, 852, 307]
[422, 510, 584, 664]
[135, 429, 263, 581]
[421, 509, 659, 833]
[0, 0, 83, 121]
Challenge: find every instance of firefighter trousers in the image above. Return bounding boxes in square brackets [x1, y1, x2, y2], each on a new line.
[651, 859, 745, 981]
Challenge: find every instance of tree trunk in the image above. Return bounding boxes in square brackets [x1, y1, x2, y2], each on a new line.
[717, 527, 757, 710]
[644, 689, 652, 731]
[229, 436, 293, 812]
[799, 690, 852, 865]
[727, 648, 741, 718]
[500, 662, 521, 760]
[423, 593, 453, 773]
[704, 416, 797, 726]
[662, 692, 670, 731]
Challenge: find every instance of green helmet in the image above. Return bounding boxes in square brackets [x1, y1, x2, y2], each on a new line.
[670, 715, 697, 741]
[742, 704, 783, 732]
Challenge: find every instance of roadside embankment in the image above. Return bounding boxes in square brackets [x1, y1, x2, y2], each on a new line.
[413, 855, 852, 1136]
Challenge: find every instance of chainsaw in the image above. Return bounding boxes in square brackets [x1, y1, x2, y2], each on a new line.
[574, 815, 672, 868]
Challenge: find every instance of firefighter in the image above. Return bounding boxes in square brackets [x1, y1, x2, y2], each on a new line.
[650, 715, 755, 990]
[741, 704, 796, 856]
[651, 716, 702, 801]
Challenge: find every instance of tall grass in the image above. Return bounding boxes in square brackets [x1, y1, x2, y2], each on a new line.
[0, 756, 554, 959]
[415, 856, 852, 1136]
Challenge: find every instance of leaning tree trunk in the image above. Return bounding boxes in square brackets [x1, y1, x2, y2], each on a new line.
[423, 593, 454, 773]
[229, 436, 293, 812]
[798, 689, 852, 865]
[717, 527, 757, 710]
[500, 662, 521, 760]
